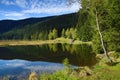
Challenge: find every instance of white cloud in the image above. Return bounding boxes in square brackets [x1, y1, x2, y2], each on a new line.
[6, 63, 25, 67]
[1, 0, 28, 8]
[2, 59, 27, 68]
[29, 0, 40, 9]
[1, 0, 14, 5]
[0, 0, 80, 20]
[15, 0, 28, 8]
[23, 1, 80, 14]
[1, 0, 80, 14]
[5, 12, 24, 17]
[1, 11, 27, 20]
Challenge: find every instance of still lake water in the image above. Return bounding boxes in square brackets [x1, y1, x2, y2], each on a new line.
[0, 43, 97, 80]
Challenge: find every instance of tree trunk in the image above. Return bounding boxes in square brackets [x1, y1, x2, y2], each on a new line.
[95, 10, 112, 63]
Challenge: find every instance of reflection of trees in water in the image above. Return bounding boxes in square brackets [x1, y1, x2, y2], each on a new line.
[1, 44, 97, 66]
[60, 44, 97, 66]
[65, 44, 72, 52]
[72, 44, 96, 66]
[48, 44, 58, 53]
[48, 44, 97, 66]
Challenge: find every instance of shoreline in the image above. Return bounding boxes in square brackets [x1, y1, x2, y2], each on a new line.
[0, 38, 92, 46]
[0, 40, 58, 46]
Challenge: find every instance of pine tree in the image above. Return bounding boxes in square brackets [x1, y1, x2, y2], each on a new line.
[52, 28, 58, 39]
[61, 29, 65, 38]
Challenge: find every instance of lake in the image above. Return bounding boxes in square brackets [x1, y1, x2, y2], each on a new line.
[0, 43, 97, 80]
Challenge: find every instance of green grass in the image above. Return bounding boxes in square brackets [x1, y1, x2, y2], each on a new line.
[29, 52, 120, 80]
[73, 40, 92, 45]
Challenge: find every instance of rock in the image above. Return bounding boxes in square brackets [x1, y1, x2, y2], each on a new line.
[29, 72, 38, 80]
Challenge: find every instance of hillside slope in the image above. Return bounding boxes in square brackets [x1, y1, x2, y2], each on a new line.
[0, 16, 54, 34]
[0, 13, 78, 40]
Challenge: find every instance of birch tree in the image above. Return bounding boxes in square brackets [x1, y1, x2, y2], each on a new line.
[90, 0, 112, 63]
[67, 0, 113, 62]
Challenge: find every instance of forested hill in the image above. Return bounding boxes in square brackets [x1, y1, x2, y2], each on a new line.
[0, 16, 55, 34]
[0, 13, 78, 40]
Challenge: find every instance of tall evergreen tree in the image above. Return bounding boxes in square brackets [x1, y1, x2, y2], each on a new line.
[68, 0, 120, 62]
[61, 29, 65, 38]
[52, 28, 58, 39]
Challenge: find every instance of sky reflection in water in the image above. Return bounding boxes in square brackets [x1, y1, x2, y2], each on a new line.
[0, 59, 64, 79]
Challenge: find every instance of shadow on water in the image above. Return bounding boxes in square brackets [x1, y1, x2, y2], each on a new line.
[0, 43, 97, 66]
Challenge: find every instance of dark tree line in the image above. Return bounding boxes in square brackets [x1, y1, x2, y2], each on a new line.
[0, 13, 78, 40]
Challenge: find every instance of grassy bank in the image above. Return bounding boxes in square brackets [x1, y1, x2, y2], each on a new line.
[29, 52, 120, 80]
[0, 38, 92, 46]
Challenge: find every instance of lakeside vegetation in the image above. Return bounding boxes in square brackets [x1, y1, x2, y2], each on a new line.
[27, 52, 120, 80]
[0, 0, 120, 80]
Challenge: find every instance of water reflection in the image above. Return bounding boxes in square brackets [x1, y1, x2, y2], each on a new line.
[0, 44, 97, 66]
[0, 59, 64, 80]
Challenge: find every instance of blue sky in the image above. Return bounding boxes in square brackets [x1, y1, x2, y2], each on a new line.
[0, 0, 80, 20]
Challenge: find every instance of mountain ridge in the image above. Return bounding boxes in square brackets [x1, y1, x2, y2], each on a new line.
[0, 16, 56, 34]
[0, 13, 78, 40]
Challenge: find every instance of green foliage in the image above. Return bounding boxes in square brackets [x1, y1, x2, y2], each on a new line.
[76, 2, 93, 42]
[110, 52, 120, 60]
[71, 28, 77, 39]
[103, 28, 120, 51]
[65, 28, 70, 38]
[92, 28, 120, 54]
[48, 30, 53, 40]
[38, 32, 44, 40]
[92, 32, 103, 53]
[31, 32, 38, 40]
[48, 44, 58, 52]
[0, 13, 78, 40]
[61, 28, 77, 40]
[39, 56, 120, 80]
[48, 29, 58, 40]
[63, 58, 70, 69]
[39, 70, 79, 80]
[70, 28, 77, 39]
[78, 25, 93, 41]
[61, 28, 65, 38]
[81, 0, 120, 53]
[52, 28, 58, 39]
